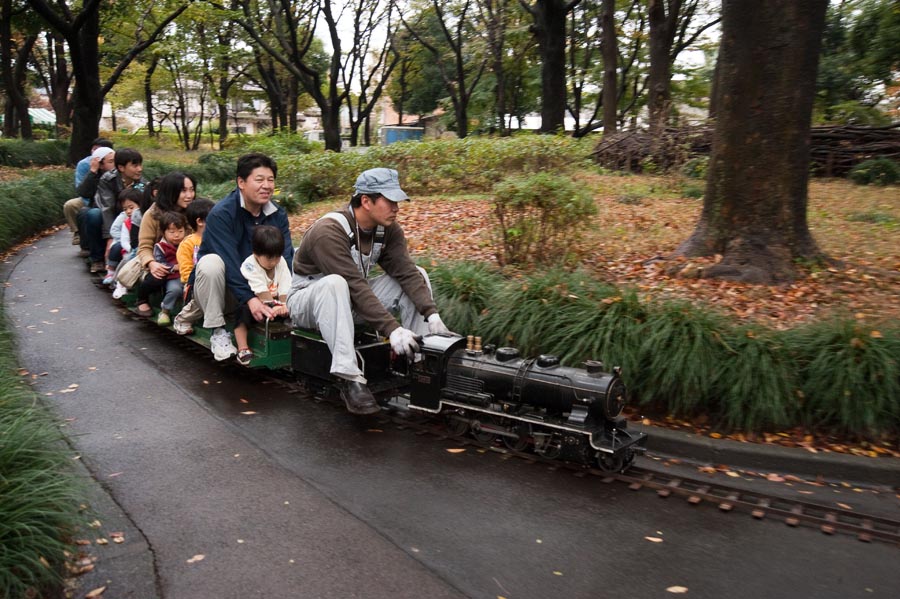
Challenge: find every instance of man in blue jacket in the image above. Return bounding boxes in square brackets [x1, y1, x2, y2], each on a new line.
[190, 153, 294, 360]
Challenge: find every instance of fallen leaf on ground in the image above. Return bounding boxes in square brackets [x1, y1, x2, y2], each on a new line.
[553, 571, 563, 576]
[837, 502, 852, 510]
[186, 554, 205, 564]
[85, 586, 107, 598]
[240, 411, 257, 415]
[667, 586, 689, 594]
[645, 536, 664, 543]
[446, 448, 466, 454]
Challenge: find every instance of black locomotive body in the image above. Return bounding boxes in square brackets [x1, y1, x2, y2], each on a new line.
[403, 334, 647, 471]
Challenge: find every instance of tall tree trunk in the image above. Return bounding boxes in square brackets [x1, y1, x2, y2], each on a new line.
[322, 104, 341, 151]
[145, 56, 158, 137]
[218, 98, 229, 146]
[601, 0, 617, 135]
[67, 12, 103, 164]
[647, 0, 677, 135]
[45, 31, 71, 128]
[529, 0, 572, 133]
[676, 0, 829, 284]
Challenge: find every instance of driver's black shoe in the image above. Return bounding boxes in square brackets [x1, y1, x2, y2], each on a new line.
[339, 380, 380, 415]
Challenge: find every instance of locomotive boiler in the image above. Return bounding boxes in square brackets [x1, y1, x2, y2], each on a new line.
[403, 333, 647, 472]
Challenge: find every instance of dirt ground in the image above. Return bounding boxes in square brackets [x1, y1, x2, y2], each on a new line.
[289, 175, 900, 329]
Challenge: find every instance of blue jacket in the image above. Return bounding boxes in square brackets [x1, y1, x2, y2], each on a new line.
[197, 188, 294, 306]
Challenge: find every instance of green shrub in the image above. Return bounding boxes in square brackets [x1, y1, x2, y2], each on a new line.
[785, 319, 900, 436]
[0, 314, 87, 597]
[0, 140, 68, 167]
[276, 135, 592, 202]
[222, 131, 318, 155]
[680, 156, 709, 179]
[491, 171, 596, 266]
[681, 183, 705, 199]
[0, 171, 72, 253]
[141, 158, 233, 185]
[848, 157, 900, 186]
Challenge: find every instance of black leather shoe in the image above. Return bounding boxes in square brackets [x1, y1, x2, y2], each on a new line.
[339, 381, 380, 415]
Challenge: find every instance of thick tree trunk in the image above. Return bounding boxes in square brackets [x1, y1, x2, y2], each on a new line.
[533, 0, 568, 133]
[67, 15, 102, 164]
[601, 0, 617, 135]
[322, 104, 341, 151]
[676, 0, 829, 284]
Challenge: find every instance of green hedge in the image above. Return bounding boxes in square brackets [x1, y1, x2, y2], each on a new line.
[430, 263, 900, 437]
[0, 171, 73, 253]
[0, 140, 69, 167]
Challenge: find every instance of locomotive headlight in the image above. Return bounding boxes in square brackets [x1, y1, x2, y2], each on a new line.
[603, 377, 627, 420]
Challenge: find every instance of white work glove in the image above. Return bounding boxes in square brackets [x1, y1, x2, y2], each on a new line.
[389, 327, 420, 355]
[427, 313, 450, 335]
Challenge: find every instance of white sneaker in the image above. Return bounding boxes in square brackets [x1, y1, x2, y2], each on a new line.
[172, 314, 193, 336]
[112, 282, 127, 299]
[210, 328, 237, 361]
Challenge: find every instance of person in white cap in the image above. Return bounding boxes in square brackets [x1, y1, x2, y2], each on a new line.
[64, 138, 114, 249]
[286, 167, 451, 415]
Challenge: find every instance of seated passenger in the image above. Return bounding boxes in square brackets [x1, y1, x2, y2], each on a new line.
[286, 168, 450, 415]
[135, 211, 187, 326]
[79, 148, 147, 273]
[65, 138, 114, 248]
[172, 198, 215, 336]
[135, 172, 196, 316]
[233, 225, 291, 365]
[104, 188, 143, 285]
[191, 153, 293, 362]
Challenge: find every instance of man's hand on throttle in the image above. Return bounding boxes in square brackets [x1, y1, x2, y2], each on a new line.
[426, 313, 450, 335]
[389, 327, 420, 355]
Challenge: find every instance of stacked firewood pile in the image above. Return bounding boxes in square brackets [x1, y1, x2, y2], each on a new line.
[809, 124, 900, 176]
[592, 123, 900, 177]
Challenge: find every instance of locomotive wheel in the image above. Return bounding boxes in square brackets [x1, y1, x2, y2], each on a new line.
[470, 421, 496, 443]
[596, 452, 625, 473]
[444, 413, 469, 438]
[502, 425, 530, 452]
[533, 433, 562, 460]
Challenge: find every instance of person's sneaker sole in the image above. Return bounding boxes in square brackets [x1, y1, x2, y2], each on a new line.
[212, 347, 236, 361]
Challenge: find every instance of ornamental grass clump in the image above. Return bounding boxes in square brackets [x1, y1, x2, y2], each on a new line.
[712, 327, 797, 432]
[0, 320, 86, 597]
[633, 301, 728, 415]
[785, 319, 900, 437]
[491, 172, 596, 266]
[428, 261, 504, 336]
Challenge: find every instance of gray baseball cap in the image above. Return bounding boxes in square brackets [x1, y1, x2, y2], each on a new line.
[354, 167, 410, 202]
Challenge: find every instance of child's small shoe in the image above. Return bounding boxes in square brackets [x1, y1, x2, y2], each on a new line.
[236, 348, 254, 366]
[156, 311, 171, 327]
[102, 273, 115, 285]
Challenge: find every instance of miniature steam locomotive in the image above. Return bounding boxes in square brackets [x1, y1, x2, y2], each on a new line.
[291, 328, 647, 472]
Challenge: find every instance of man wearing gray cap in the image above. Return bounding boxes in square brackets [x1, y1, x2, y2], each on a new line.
[287, 167, 450, 415]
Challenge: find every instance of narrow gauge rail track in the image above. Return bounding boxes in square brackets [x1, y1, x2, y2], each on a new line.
[127, 306, 900, 549]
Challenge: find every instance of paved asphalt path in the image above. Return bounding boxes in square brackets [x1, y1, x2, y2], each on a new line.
[4, 231, 899, 599]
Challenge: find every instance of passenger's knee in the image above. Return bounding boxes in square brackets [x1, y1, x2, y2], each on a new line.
[196, 254, 225, 279]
